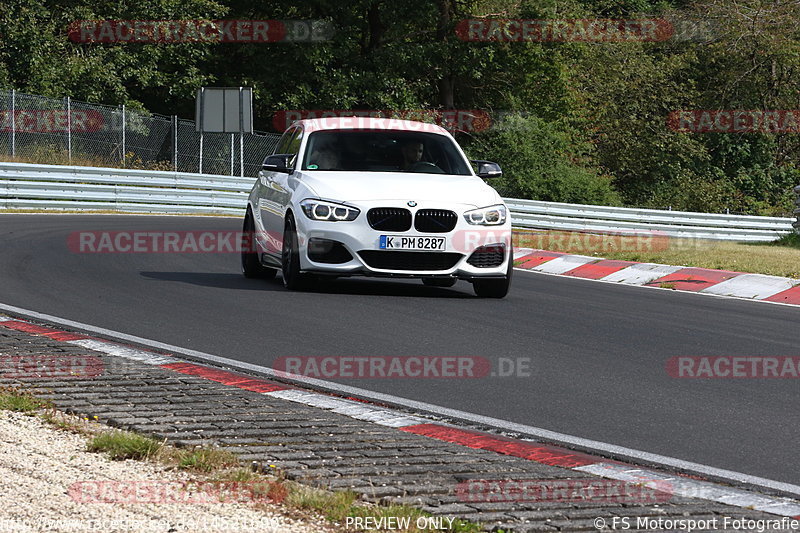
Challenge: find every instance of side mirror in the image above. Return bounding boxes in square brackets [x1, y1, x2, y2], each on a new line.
[471, 160, 502, 179]
[262, 154, 295, 173]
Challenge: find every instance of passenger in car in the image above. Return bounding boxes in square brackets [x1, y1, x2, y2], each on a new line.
[316, 149, 340, 170]
[310, 139, 341, 170]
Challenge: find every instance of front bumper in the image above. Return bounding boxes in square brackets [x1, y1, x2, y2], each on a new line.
[293, 201, 512, 279]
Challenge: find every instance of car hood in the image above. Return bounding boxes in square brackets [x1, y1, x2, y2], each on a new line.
[298, 171, 501, 208]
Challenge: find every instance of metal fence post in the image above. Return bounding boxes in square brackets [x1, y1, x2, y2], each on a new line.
[121, 104, 126, 164]
[230, 133, 234, 176]
[239, 88, 245, 177]
[199, 131, 203, 174]
[66, 97, 72, 163]
[10, 89, 15, 157]
[173, 115, 178, 171]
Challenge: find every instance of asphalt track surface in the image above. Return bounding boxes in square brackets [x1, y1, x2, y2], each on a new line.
[1, 215, 798, 485]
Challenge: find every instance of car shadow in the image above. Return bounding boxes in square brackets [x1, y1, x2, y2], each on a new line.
[311, 277, 474, 298]
[139, 271, 285, 291]
[139, 271, 473, 297]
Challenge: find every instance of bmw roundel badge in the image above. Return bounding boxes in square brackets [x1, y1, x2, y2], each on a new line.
[407, 201, 417, 207]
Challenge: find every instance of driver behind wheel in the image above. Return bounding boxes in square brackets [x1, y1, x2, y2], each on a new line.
[400, 140, 424, 171]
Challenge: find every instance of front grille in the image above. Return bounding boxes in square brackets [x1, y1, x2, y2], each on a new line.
[358, 251, 462, 271]
[307, 238, 353, 264]
[414, 209, 457, 233]
[467, 244, 505, 268]
[367, 208, 412, 231]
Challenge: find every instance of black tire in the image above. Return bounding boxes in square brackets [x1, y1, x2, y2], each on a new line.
[281, 215, 312, 290]
[472, 257, 513, 298]
[422, 277, 457, 288]
[241, 211, 277, 279]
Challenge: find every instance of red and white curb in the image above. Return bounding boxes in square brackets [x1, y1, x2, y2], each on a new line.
[576, 463, 800, 516]
[2, 313, 800, 518]
[71, 338, 175, 365]
[514, 248, 800, 305]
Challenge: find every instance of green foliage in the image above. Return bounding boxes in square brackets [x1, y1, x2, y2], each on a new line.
[87, 430, 161, 460]
[0, 0, 226, 108]
[177, 447, 239, 472]
[765, 232, 800, 249]
[468, 114, 621, 205]
[0, 387, 51, 412]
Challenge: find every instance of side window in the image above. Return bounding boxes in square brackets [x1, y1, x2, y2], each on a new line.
[273, 127, 296, 155]
[285, 128, 304, 167]
[286, 128, 303, 156]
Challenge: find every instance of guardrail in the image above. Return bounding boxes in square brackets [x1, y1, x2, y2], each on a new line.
[1, 161, 796, 241]
[795, 184, 800, 233]
[507, 198, 795, 242]
[0, 162, 250, 215]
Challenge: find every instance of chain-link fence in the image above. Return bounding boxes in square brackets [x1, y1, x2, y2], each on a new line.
[0, 89, 280, 177]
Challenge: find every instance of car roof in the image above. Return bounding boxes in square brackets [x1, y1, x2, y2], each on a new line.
[296, 116, 451, 135]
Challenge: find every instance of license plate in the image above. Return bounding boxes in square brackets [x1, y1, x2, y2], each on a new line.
[379, 235, 446, 250]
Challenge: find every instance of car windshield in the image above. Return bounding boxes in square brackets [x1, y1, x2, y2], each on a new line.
[301, 130, 472, 175]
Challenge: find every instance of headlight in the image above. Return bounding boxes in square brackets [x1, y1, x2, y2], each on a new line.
[300, 199, 360, 222]
[463, 204, 507, 225]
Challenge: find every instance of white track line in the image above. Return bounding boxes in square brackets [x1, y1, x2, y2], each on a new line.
[531, 255, 597, 274]
[600, 263, 683, 285]
[266, 389, 427, 428]
[513, 248, 539, 260]
[699, 274, 798, 300]
[576, 463, 800, 516]
[69, 338, 174, 365]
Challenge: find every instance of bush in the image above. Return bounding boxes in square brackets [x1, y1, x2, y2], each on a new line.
[466, 114, 621, 205]
[641, 166, 799, 216]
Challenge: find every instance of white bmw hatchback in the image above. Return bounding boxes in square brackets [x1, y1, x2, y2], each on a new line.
[242, 117, 513, 298]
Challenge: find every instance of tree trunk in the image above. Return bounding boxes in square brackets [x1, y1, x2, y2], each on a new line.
[437, 0, 456, 109]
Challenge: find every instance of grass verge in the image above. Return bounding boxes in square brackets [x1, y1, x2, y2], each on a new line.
[87, 430, 163, 461]
[514, 229, 800, 278]
[0, 386, 52, 412]
[0, 152, 172, 171]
